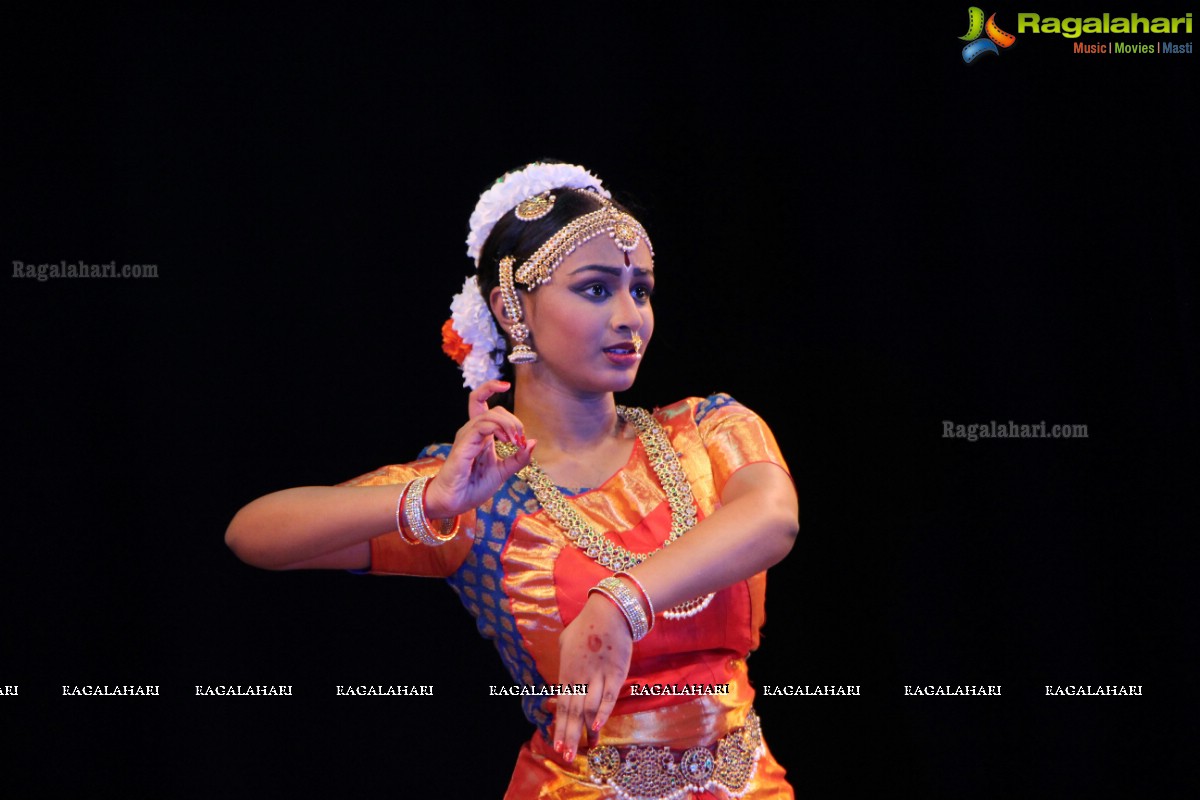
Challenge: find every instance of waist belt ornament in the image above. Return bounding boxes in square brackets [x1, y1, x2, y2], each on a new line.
[587, 709, 764, 800]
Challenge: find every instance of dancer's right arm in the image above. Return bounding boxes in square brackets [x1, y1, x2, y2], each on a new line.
[225, 484, 402, 570]
[224, 381, 533, 571]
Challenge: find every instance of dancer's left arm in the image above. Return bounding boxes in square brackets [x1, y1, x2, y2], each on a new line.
[618, 461, 799, 610]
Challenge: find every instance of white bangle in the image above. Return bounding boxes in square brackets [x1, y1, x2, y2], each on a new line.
[614, 571, 655, 632]
[399, 476, 460, 547]
[589, 577, 650, 642]
[395, 484, 418, 544]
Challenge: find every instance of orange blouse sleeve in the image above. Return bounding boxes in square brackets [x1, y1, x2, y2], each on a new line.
[338, 451, 475, 578]
[694, 394, 791, 496]
[692, 394, 790, 652]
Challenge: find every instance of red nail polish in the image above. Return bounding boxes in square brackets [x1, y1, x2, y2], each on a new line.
[554, 740, 563, 754]
[591, 720, 601, 732]
[564, 748, 574, 762]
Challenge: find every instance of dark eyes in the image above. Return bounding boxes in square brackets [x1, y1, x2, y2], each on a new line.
[579, 283, 654, 302]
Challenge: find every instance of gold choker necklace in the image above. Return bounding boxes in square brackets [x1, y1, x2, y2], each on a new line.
[505, 406, 714, 620]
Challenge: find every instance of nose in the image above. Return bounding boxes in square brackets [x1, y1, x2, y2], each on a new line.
[611, 290, 645, 334]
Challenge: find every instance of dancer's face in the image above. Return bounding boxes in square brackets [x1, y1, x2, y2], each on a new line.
[513, 234, 655, 396]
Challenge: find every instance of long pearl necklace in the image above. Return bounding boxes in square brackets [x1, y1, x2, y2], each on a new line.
[510, 406, 714, 620]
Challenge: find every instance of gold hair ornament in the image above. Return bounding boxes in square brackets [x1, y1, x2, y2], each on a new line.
[515, 191, 556, 221]
[514, 191, 653, 288]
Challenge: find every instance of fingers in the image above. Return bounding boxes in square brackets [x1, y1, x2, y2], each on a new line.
[552, 672, 621, 764]
[450, 418, 525, 473]
[459, 406, 526, 449]
[580, 675, 612, 752]
[590, 675, 619, 738]
[506, 438, 536, 468]
[467, 380, 511, 419]
[435, 405, 533, 514]
[552, 691, 585, 764]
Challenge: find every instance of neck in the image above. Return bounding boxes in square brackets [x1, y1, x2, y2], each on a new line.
[512, 381, 620, 453]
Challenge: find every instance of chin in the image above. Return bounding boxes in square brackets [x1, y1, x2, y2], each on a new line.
[575, 374, 638, 395]
[604, 371, 640, 393]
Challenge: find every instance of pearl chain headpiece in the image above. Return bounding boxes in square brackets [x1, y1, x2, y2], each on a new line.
[465, 162, 610, 266]
[514, 192, 653, 288]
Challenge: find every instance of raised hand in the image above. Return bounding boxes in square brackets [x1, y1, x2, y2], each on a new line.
[423, 380, 535, 519]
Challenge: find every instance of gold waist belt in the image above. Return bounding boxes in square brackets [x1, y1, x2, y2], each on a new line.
[586, 709, 763, 800]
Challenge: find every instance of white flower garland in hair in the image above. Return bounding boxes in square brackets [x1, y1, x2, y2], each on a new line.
[465, 162, 611, 265]
[446, 275, 506, 390]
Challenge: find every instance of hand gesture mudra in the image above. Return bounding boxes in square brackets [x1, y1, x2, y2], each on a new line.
[423, 380, 535, 520]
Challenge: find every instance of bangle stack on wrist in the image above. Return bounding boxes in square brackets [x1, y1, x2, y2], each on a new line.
[614, 571, 656, 627]
[395, 476, 460, 546]
[588, 576, 653, 642]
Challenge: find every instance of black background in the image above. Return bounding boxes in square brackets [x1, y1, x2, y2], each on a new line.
[3, 3, 1195, 798]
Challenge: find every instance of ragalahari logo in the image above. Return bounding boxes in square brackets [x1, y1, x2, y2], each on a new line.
[960, 7, 1017, 62]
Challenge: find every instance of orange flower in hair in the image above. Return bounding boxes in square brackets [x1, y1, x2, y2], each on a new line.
[441, 318, 472, 365]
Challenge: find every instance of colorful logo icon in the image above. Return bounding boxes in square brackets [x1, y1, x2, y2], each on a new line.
[960, 7, 1016, 62]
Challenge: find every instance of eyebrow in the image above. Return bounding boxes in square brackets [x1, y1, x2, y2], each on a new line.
[567, 264, 654, 278]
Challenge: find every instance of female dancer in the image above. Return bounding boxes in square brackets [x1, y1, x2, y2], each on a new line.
[226, 162, 799, 799]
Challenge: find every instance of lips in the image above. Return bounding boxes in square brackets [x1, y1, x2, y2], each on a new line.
[602, 342, 641, 365]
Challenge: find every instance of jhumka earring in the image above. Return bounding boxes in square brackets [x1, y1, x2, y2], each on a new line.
[499, 256, 537, 364]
